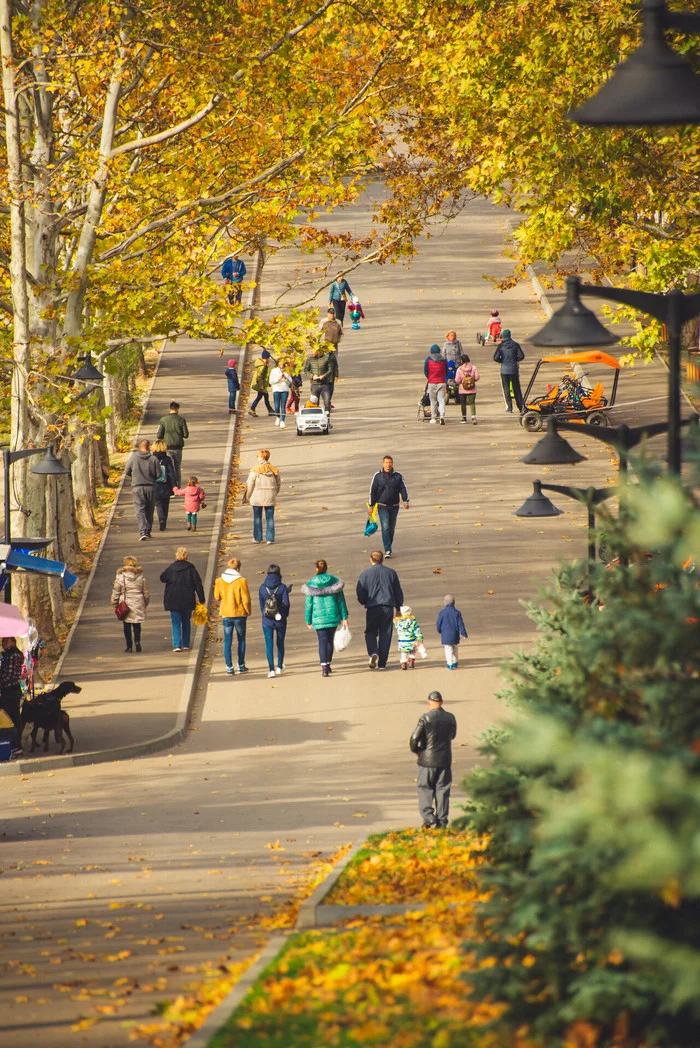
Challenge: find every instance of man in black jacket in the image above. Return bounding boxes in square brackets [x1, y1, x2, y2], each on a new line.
[356, 550, 404, 670]
[493, 328, 525, 413]
[409, 691, 457, 828]
[368, 455, 409, 558]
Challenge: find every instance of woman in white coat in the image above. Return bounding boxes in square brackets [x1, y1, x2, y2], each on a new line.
[111, 555, 150, 652]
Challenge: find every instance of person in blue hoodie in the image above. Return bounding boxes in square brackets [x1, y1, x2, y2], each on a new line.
[258, 564, 291, 679]
[225, 358, 240, 413]
[435, 594, 468, 670]
[221, 254, 247, 304]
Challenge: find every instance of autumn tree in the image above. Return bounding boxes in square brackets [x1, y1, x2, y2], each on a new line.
[400, 0, 700, 357]
[0, 0, 476, 641]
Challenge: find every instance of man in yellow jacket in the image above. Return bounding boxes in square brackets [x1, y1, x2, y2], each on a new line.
[213, 557, 252, 675]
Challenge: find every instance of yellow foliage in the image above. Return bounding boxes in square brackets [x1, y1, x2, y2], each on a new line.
[326, 829, 485, 905]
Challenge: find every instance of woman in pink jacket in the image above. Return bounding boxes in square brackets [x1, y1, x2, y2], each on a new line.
[454, 354, 480, 426]
[173, 475, 206, 532]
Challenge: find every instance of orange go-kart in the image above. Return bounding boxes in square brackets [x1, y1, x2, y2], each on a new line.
[519, 350, 621, 433]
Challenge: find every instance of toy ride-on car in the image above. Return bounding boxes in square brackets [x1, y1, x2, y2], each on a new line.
[519, 350, 621, 433]
[296, 405, 331, 436]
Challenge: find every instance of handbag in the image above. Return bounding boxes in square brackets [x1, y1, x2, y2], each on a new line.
[334, 624, 352, 652]
[114, 576, 129, 620]
[192, 601, 208, 626]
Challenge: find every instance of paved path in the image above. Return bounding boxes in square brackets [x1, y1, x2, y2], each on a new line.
[0, 189, 677, 1047]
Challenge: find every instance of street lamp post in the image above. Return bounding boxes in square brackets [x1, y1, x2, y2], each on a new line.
[2, 446, 70, 603]
[514, 480, 616, 584]
[522, 416, 697, 474]
[532, 276, 700, 474]
[571, 0, 700, 127]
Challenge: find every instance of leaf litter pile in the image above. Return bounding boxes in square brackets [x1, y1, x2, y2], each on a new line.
[206, 830, 535, 1048]
[326, 828, 485, 905]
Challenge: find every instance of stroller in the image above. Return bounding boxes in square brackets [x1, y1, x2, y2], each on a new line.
[446, 359, 459, 404]
[417, 383, 432, 421]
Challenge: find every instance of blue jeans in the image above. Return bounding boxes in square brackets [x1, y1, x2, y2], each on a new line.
[273, 391, 287, 423]
[378, 505, 399, 553]
[253, 505, 275, 543]
[223, 616, 247, 669]
[228, 388, 238, 410]
[170, 610, 191, 649]
[263, 623, 286, 670]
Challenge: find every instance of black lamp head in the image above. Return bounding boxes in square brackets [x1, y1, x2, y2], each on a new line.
[521, 419, 587, 465]
[72, 354, 104, 382]
[571, 0, 700, 126]
[532, 277, 618, 348]
[30, 446, 71, 476]
[514, 480, 563, 518]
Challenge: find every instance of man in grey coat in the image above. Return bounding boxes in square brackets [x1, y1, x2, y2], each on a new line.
[125, 438, 160, 540]
[356, 550, 404, 670]
[409, 691, 457, 828]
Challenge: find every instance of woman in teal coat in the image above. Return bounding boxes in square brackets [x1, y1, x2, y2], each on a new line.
[302, 558, 349, 677]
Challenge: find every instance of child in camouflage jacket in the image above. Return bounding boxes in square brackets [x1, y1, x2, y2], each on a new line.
[394, 605, 428, 669]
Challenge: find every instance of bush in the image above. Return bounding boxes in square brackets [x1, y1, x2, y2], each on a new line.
[459, 464, 700, 1047]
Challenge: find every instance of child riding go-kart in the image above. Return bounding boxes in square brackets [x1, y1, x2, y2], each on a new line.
[519, 350, 621, 433]
[476, 309, 502, 346]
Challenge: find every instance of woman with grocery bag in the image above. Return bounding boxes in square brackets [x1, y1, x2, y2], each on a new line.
[301, 559, 349, 677]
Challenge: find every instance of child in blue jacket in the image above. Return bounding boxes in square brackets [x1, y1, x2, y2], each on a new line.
[225, 358, 240, 412]
[436, 594, 468, 670]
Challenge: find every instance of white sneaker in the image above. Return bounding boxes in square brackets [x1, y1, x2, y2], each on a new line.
[267, 670, 276, 678]
[279, 421, 286, 428]
[275, 667, 282, 675]
[429, 418, 437, 424]
[275, 418, 280, 426]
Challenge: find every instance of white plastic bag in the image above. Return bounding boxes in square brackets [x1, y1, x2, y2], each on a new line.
[333, 624, 352, 653]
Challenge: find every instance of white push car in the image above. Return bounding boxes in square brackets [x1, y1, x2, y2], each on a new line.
[296, 406, 331, 436]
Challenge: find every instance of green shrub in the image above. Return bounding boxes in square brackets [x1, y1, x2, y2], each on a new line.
[459, 465, 700, 1046]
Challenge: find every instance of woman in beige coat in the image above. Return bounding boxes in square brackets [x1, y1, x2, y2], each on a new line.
[242, 449, 281, 545]
[111, 555, 150, 652]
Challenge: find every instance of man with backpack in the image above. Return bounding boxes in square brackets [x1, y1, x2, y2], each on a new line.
[258, 564, 291, 679]
[221, 254, 247, 305]
[155, 401, 189, 486]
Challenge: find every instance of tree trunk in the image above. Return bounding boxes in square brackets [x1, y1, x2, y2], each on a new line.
[70, 431, 97, 528]
[55, 453, 80, 576]
[1, 0, 31, 513]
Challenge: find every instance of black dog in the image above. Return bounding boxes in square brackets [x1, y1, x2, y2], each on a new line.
[21, 681, 82, 754]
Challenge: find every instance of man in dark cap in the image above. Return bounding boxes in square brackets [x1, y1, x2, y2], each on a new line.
[493, 328, 525, 413]
[409, 691, 457, 828]
[423, 343, 447, 425]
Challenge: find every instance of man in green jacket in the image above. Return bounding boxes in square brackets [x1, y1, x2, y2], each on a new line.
[303, 347, 338, 413]
[156, 401, 189, 486]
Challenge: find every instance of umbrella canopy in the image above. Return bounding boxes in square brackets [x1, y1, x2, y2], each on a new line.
[0, 603, 30, 638]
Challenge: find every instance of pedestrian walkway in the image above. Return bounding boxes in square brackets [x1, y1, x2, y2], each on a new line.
[1, 188, 683, 1048]
[2, 338, 238, 769]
